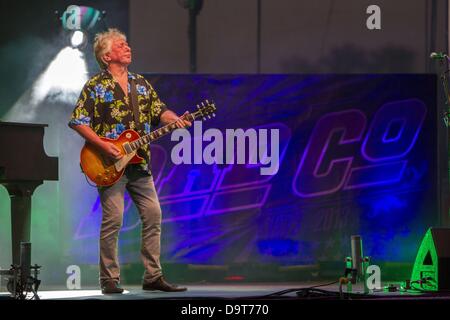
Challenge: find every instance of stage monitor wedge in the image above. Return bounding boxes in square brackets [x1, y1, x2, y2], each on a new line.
[411, 228, 450, 291]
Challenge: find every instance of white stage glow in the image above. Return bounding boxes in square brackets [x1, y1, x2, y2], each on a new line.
[1, 290, 130, 300]
[3, 46, 88, 122]
[71, 31, 85, 48]
[38, 290, 130, 299]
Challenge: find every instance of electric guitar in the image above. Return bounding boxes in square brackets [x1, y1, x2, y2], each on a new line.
[80, 100, 217, 186]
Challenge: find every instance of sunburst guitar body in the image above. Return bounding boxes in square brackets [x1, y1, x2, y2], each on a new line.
[80, 130, 144, 187]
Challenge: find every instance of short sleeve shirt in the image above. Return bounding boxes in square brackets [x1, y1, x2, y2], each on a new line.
[69, 70, 168, 172]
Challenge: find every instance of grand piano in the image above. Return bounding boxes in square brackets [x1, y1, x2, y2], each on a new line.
[0, 121, 58, 268]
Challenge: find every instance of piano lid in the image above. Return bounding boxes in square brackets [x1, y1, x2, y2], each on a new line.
[0, 121, 58, 182]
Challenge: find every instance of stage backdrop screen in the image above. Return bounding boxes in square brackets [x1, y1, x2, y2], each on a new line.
[68, 74, 438, 269]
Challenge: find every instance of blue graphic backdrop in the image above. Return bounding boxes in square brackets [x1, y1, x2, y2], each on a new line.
[70, 74, 438, 267]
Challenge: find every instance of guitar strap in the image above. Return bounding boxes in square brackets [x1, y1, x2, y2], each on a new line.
[129, 78, 141, 130]
[129, 77, 150, 167]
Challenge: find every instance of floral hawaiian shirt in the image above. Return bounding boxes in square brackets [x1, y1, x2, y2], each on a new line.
[69, 70, 168, 172]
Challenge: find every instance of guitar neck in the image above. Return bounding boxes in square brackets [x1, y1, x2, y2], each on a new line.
[128, 112, 197, 152]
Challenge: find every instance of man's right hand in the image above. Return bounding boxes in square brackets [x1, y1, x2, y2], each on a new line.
[99, 141, 123, 160]
[69, 124, 124, 160]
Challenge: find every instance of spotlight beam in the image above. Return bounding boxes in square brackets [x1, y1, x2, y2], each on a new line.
[4, 47, 88, 122]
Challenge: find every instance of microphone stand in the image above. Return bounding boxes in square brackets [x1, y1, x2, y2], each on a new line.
[436, 57, 450, 227]
[177, 0, 204, 73]
[438, 59, 450, 127]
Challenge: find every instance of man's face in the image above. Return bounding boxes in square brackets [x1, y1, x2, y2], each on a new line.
[105, 37, 132, 66]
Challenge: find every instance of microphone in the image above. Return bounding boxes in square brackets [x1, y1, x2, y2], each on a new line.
[351, 235, 363, 281]
[430, 52, 448, 60]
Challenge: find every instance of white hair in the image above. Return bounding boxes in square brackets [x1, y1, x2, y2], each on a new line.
[93, 28, 127, 69]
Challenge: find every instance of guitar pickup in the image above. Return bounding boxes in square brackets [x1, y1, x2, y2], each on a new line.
[122, 142, 133, 154]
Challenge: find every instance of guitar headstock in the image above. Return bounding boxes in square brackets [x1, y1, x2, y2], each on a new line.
[194, 100, 217, 120]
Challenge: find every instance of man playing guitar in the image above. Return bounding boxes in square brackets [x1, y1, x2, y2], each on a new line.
[69, 28, 190, 294]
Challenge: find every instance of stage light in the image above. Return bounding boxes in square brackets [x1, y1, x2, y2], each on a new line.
[59, 5, 105, 50]
[70, 30, 87, 49]
[2, 6, 98, 123]
[61, 5, 102, 31]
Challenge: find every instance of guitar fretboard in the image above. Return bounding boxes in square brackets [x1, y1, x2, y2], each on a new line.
[128, 113, 197, 152]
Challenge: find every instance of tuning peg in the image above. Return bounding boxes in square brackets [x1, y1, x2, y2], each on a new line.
[197, 105, 200, 109]
[206, 99, 209, 104]
[207, 115, 211, 119]
[212, 113, 216, 117]
[201, 102, 205, 107]
[203, 117, 206, 121]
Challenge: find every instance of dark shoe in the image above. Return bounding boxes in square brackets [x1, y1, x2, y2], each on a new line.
[142, 276, 187, 292]
[101, 281, 124, 294]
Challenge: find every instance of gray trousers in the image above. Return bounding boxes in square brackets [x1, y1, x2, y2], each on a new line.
[98, 165, 162, 284]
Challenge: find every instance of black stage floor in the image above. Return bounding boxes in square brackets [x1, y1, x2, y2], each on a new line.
[1, 282, 449, 300]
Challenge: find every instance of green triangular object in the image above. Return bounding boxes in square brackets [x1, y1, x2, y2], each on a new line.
[410, 228, 438, 291]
